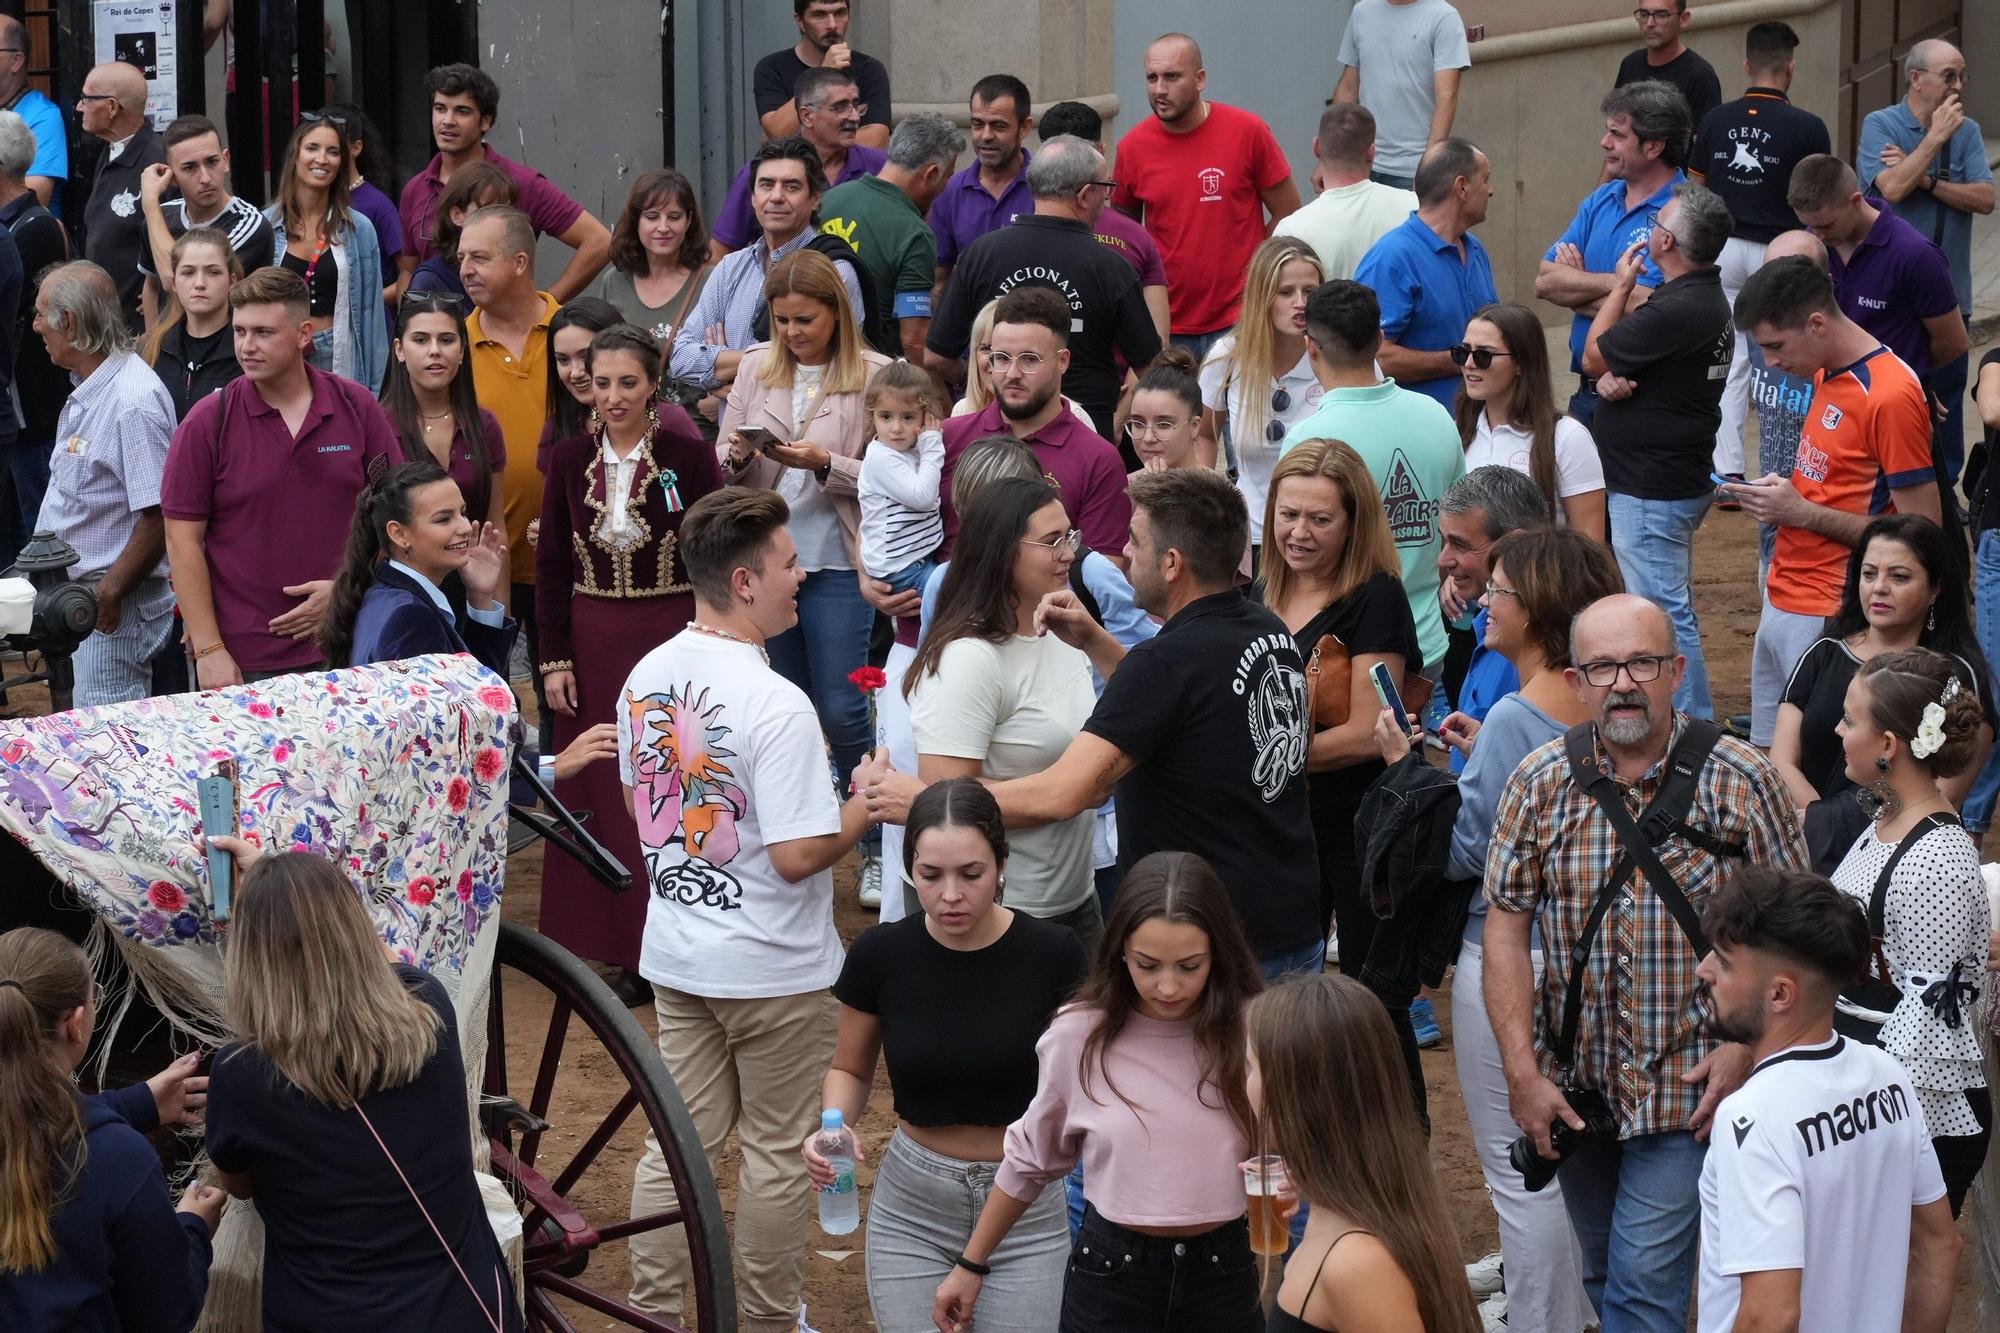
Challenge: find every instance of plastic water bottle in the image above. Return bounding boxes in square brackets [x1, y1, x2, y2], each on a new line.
[814, 1108, 861, 1234]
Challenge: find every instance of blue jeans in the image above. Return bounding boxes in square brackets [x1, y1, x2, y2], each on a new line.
[1568, 378, 1598, 432]
[1370, 170, 1416, 191]
[1606, 491, 1714, 719]
[765, 566, 874, 789]
[1257, 938, 1327, 983]
[878, 553, 937, 599]
[1557, 1129, 1705, 1333]
[1964, 529, 2000, 831]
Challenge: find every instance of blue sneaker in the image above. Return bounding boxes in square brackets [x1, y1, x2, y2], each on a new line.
[1410, 996, 1443, 1048]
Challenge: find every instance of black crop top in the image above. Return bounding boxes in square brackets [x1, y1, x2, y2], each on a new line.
[833, 910, 1087, 1127]
[280, 243, 341, 318]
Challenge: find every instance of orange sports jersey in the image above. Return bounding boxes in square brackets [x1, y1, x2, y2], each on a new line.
[1770, 347, 1933, 616]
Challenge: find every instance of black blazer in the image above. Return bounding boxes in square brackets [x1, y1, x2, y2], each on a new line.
[348, 563, 517, 679]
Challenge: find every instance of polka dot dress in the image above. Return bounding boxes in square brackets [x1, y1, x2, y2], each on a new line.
[1830, 820, 1989, 1138]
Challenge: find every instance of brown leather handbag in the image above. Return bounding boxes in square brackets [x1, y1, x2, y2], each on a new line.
[1305, 633, 1351, 729]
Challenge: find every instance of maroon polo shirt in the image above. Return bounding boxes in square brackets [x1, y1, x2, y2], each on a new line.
[161, 368, 403, 671]
[939, 401, 1132, 557]
[397, 146, 587, 265]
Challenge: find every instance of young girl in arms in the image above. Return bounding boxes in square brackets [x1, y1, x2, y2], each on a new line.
[932, 851, 1267, 1332]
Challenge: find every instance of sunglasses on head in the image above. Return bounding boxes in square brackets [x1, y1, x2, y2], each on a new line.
[1449, 344, 1515, 370]
[300, 109, 349, 127]
[400, 291, 468, 312]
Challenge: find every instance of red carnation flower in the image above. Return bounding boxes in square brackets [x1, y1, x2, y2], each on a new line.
[473, 747, 506, 784]
[848, 666, 888, 693]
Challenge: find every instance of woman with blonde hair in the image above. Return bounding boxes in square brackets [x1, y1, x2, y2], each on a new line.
[262, 114, 389, 389]
[1251, 973, 1482, 1333]
[1200, 236, 1326, 542]
[1451, 301, 1605, 540]
[1257, 438, 1427, 1117]
[722, 248, 891, 887]
[202, 847, 523, 1330]
[0, 928, 221, 1330]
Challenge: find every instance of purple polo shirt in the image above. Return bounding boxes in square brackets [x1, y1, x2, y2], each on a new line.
[161, 368, 403, 671]
[1827, 206, 1959, 378]
[711, 145, 888, 251]
[397, 146, 587, 265]
[930, 152, 1034, 269]
[939, 402, 1132, 557]
[1092, 206, 1168, 287]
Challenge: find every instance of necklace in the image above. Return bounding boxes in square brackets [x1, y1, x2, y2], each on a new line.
[687, 622, 769, 664]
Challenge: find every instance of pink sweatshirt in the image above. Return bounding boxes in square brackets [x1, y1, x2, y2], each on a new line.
[995, 1005, 1251, 1227]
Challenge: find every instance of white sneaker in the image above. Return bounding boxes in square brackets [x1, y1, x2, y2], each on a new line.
[797, 1304, 823, 1333]
[1326, 924, 1339, 964]
[1479, 1292, 1508, 1331]
[1465, 1250, 1503, 1296]
[857, 852, 883, 909]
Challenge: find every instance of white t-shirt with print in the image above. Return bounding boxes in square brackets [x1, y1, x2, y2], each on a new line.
[620, 630, 845, 998]
[1198, 335, 1325, 544]
[908, 633, 1097, 917]
[1464, 410, 1606, 511]
[1696, 1034, 1945, 1333]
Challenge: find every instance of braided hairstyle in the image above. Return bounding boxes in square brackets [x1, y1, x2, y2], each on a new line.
[320, 459, 455, 667]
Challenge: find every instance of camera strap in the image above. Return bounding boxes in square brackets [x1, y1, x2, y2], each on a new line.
[1552, 719, 1745, 1073]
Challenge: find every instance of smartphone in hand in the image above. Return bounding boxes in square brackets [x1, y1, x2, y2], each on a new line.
[735, 426, 785, 453]
[195, 759, 239, 920]
[1368, 661, 1406, 726]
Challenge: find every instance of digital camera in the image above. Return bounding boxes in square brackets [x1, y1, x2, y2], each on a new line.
[1508, 1086, 1618, 1192]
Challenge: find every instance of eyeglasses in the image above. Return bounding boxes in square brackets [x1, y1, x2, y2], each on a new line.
[1124, 416, 1187, 439]
[986, 350, 1049, 373]
[1483, 580, 1520, 601]
[1020, 528, 1081, 554]
[1449, 344, 1514, 370]
[1632, 8, 1677, 23]
[1081, 179, 1118, 194]
[1576, 654, 1673, 687]
[821, 98, 869, 118]
[401, 291, 468, 311]
[75, 93, 117, 104]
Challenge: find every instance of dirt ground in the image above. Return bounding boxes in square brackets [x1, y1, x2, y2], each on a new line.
[493, 498, 1992, 1332]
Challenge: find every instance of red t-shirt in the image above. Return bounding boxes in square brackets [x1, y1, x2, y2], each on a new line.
[1111, 102, 1292, 336]
[1771, 347, 1933, 616]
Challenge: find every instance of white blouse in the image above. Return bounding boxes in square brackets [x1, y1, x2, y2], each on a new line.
[1464, 410, 1606, 514]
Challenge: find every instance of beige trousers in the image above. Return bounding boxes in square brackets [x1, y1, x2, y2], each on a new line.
[628, 984, 838, 1333]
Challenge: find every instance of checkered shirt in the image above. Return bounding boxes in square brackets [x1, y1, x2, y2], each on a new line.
[1485, 716, 1808, 1139]
[35, 351, 176, 580]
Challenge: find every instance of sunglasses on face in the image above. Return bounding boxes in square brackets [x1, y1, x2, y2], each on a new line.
[1449, 344, 1515, 370]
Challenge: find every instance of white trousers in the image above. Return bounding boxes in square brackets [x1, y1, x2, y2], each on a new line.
[1712, 236, 1769, 477]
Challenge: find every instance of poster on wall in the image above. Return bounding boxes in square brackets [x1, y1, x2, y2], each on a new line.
[93, 0, 179, 128]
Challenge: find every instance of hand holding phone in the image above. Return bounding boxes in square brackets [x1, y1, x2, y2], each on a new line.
[1368, 661, 1406, 726]
[195, 760, 240, 920]
[735, 426, 784, 453]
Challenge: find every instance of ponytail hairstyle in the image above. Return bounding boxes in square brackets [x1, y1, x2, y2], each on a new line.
[544, 297, 624, 443]
[1855, 647, 1987, 779]
[139, 227, 244, 368]
[0, 927, 92, 1274]
[863, 357, 947, 419]
[1131, 343, 1201, 417]
[381, 293, 494, 516]
[321, 459, 455, 667]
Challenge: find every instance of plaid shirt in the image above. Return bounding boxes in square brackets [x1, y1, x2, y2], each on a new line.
[666, 228, 866, 391]
[1485, 716, 1807, 1139]
[35, 351, 176, 581]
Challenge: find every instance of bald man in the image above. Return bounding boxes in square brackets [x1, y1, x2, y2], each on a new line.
[1860, 38, 1994, 482]
[77, 61, 165, 332]
[0, 16, 65, 210]
[1484, 592, 1807, 1333]
[1110, 34, 1299, 362]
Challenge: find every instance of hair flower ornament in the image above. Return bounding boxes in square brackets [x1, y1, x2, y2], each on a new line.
[1910, 677, 1962, 760]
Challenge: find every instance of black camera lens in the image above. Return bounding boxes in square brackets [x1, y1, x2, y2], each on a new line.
[1508, 1133, 1562, 1192]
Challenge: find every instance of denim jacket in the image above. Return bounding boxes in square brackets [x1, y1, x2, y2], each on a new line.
[263, 205, 389, 392]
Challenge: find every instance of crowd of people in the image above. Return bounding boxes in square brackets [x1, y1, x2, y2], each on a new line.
[1, 0, 1998, 1330]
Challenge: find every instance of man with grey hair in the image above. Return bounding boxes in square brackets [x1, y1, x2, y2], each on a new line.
[710, 65, 885, 257]
[1579, 181, 1734, 721]
[76, 61, 165, 332]
[926, 134, 1161, 451]
[1859, 37, 1994, 483]
[1437, 465, 1551, 760]
[1537, 80, 1690, 432]
[0, 14, 63, 211]
[31, 260, 178, 705]
[818, 111, 965, 362]
[1354, 135, 1497, 409]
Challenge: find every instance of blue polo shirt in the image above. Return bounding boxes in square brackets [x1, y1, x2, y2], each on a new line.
[1355, 211, 1499, 410]
[1546, 173, 1682, 372]
[1450, 605, 1520, 774]
[930, 150, 1034, 270]
[11, 89, 65, 218]
[1826, 206, 1959, 378]
[1858, 101, 1993, 314]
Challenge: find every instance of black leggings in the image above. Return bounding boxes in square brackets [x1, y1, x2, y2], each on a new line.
[1932, 1087, 1992, 1218]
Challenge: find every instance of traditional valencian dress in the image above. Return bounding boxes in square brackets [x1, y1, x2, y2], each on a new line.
[535, 404, 724, 970]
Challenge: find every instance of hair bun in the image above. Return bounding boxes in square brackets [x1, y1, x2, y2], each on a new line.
[1154, 344, 1199, 376]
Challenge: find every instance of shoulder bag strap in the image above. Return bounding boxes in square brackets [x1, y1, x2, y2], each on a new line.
[1867, 812, 1961, 938]
[1550, 721, 1730, 1072]
[354, 1102, 506, 1333]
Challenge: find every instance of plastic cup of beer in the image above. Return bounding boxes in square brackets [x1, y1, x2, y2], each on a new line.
[1242, 1154, 1289, 1256]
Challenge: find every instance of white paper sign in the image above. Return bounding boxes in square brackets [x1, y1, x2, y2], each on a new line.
[93, 0, 179, 128]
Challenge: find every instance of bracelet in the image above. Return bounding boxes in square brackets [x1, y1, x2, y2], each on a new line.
[539, 660, 574, 674]
[191, 642, 228, 660]
[953, 1253, 991, 1277]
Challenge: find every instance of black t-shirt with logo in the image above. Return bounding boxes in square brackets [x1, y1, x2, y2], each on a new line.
[751, 47, 892, 131]
[1615, 46, 1723, 136]
[928, 214, 1164, 443]
[1594, 267, 1735, 499]
[1083, 588, 1320, 957]
[1691, 90, 1832, 243]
